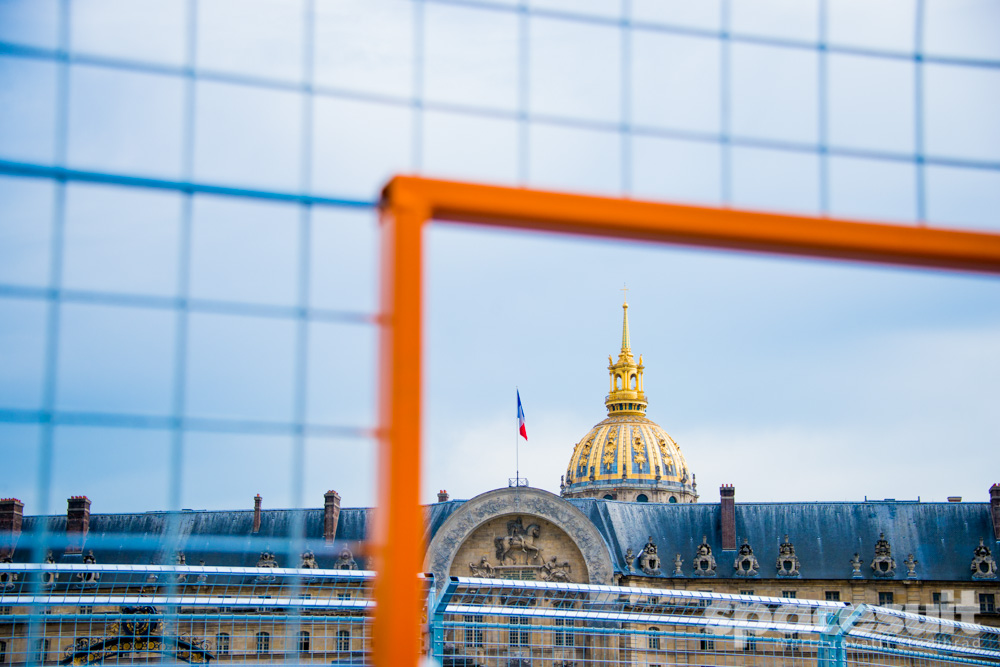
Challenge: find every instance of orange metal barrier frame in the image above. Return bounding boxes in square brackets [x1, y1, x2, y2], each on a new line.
[372, 175, 1000, 666]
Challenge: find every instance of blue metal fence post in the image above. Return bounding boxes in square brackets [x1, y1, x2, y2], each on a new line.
[429, 577, 458, 661]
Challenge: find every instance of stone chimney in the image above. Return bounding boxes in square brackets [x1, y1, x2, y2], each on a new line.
[0, 498, 24, 558]
[66, 496, 91, 554]
[324, 490, 341, 544]
[720, 485, 736, 551]
[252, 494, 262, 534]
[990, 484, 1000, 540]
[437, 490, 449, 503]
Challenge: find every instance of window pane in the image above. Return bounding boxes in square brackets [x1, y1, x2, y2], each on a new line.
[71, 0, 187, 66]
[631, 136, 722, 205]
[0, 0, 60, 49]
[731, 146, 820, 215]
[0, 57, 58, 165]
[0, 299, 47, 410]
[424, 3, 518, 111]
[67, 65, 185, 179]
[198, 0, 304, 82]
[307, 322, 376, 429]
[312, 97, 412, 201]
[829, 156, 917, 223]
[313, 0, 414, 99]
[309, 208, 378, 314]
[56, 303, 176, 415]
[731, 43, 818, 145]
[924, 64, 1000, 163]
[189, 195, 300, 306]
[63, 183, 182, 297]
[530, 17, 621, 124]
[827, 0, 916, 53]
[0, 175, 55, 288]
[423, 111, 519, 185]
[185, 312, 296, 422]
[828, 54, 915, 154]
[194, 81, 303, 191]
[731, 0, 819, 42]
[926, 165, 1000, 232]
[632, 31, 721, 135]
[632, 0, 721, 30]
[529, 123, 621, 195]
[51, 426, 171, 511]
[183, 432, 294, 509]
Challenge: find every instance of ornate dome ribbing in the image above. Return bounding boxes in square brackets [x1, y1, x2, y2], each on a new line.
[560, 298, 698, 504]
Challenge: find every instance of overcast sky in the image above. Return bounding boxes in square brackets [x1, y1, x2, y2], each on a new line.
[1, 0, 998, 516]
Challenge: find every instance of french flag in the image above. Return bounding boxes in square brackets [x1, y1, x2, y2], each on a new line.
[517, 390, 528, 441]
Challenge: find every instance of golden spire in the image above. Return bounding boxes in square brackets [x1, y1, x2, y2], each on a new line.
[606, 292, 646, 416]
[620, 285, 631, 353]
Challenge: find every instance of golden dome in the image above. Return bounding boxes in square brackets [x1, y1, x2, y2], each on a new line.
[561, 296, 698, 504]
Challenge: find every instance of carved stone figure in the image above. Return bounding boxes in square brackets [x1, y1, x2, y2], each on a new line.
[692, 536, 716, 577]
[776, 535, 801, 578]
[175, 551, 187, 583]
[196, 559, 208, 586]
[335, 546, 358, 570]
[904, 553, 918, 579]
[632, 437, 647, 467]
[78, 550, 99, 584]
[673, 553, 684, 577]
[850, 553, 864, 578]
[733, 539, 759, 577]
[300, 549, 318, 569]
[624, 547, 635, 572]
[0, 553, 16, 589]
[42, 551, 56, 587]
[638, 536, 661, 575]
[257, 551, 278, 568]
[494, 517, 543, 565]
[540, 556, 572, 582]
[871, 533, 896, 578]
[971, 537, 997, 579]
[469, 556, 495, 578]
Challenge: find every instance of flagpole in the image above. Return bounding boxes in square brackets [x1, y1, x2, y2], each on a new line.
[515, 387, 520, 487]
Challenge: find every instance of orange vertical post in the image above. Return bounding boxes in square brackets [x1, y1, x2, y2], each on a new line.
[374, 195, 427, 667]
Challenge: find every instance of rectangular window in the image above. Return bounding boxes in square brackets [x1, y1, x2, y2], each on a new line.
[739, 590, 754, 596]
[743, 634, 757, 652]
[0, 607, 11, 615]
[215, 633, 229, 656]
[35, 639, 49, 662]
[258, 595, 273, 613]
[336, 630, 350, 652]
[648, 630, 660, 650]
[255, 632, 269, 655]
[0, 639, 6, 664]
[699, 630, 714, 651]
[337, 591, 352, 601]
[879, 592, 894, 606]
[509, 617, 529, 647]
[79, 605, 93, 615]
[464, 615, 484, 648]
[781, 591, 797, 599]
[298, 631, 310, 653]
[981, 594, 996, 613]
[825, 591, 841, 601]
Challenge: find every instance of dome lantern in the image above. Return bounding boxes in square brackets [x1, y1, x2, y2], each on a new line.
[562, 296, 698, 504]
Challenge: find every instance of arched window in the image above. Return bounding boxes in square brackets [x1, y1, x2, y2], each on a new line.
[337, 630, 350, 652]
[669, 496, 677, 503]
[636, 494, 648, 503]
[648, 627, 660, 650]
[616, 375, 622, 390]
[215, 633, 230, 656]
[603, 494, 614, 500]
[298, 631, 310, 653]
[630, 374, 637, 389]
[255, 632, 270, 655]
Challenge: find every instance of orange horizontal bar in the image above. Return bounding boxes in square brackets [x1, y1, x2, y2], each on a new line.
[383, 175, 1000, 275]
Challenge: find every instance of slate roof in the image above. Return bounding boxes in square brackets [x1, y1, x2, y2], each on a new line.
[10, 498, 997, 582]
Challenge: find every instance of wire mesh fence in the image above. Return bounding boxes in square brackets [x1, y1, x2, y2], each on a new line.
[2, 565, 998, 666]
[431, 578, 1000, 667]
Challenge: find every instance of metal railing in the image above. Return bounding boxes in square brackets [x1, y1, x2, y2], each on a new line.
[4, 564, 995, 667]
